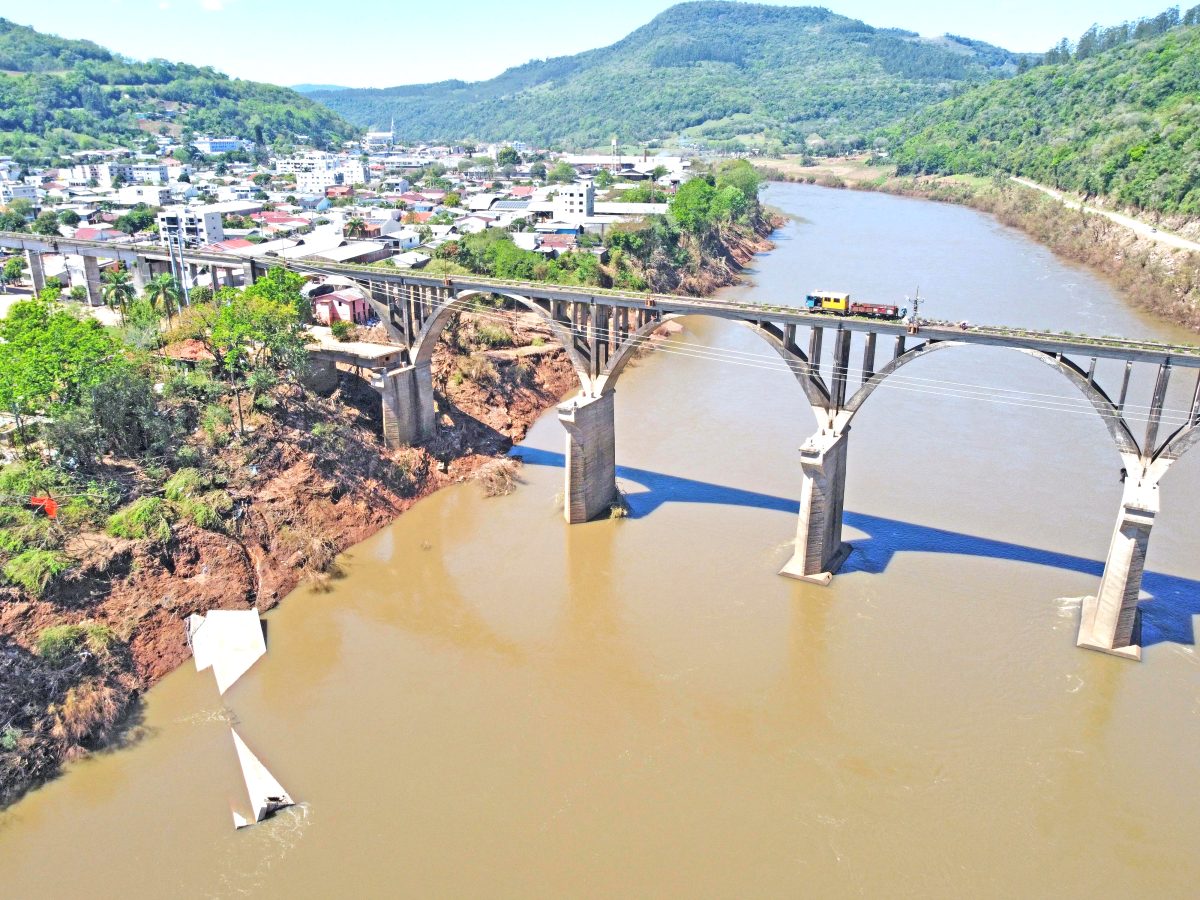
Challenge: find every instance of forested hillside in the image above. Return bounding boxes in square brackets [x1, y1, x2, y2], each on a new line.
[311, 2, 1017, 150]
[888, 8, 1200, 216]
[0, 18, 356, 160]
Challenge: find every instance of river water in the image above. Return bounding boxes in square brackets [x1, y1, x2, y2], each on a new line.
[3, 183, 1200, 897]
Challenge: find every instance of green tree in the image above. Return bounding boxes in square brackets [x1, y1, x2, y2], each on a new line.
[144, 273, 181, 325]
[57, 209, 80, 226]
[101, 267, 136, 323]
[668, 177, 716, 233]
[196, 273, 308, 434]
[594, 168, 614, 188]
[344, 216, 366, 238]
[496, 146, 521, 167]
[0, 257, 23, 292]
[548, 162, 576, 183]
[0, 299, 123, 442]
[530, 162, 547, 180]
[714, 159, 763, 207]
[443, 192, 462, 208]
[30, 211, 60, 236]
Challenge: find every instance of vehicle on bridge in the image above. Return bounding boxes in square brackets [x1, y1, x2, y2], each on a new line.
[805, 291, 906, 320]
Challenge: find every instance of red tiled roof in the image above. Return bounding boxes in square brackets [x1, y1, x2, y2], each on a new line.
[510, 185, 534, 197]
[539, 234, 577, 248]
[74, 227, 126, 241]
[200, 238, 254, 252]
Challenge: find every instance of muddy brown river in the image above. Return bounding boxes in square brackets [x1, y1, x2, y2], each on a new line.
[3, 183, 1200, 897]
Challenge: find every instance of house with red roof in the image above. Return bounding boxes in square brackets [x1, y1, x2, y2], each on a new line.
[73, 226, 127, 242]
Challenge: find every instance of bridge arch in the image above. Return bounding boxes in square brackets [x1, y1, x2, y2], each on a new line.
[411, 289, 591, 389]
[841, 340, 1142, 457]
[597, 313, 830, 408]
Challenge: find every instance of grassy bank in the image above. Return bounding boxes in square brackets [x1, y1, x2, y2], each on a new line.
[757, 156, 1200, 332]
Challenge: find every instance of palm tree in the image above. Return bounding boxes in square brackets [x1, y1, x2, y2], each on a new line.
[101, 267, 136, 323]
[144, 273, 181, 326]
[344, 216, 366, 238]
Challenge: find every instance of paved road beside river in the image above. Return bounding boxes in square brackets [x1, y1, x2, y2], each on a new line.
[1011, 176, 1200, 253]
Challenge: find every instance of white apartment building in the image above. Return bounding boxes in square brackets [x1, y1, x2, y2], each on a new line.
[116, 184, 172, 206]
[193, 136, 247, 155]
[275, 152, 367, 193]
[0, 181, 38, 204]
[553, 182, 595, 222]
[156, 204, 225, 247]
[69, 161, 172, 188]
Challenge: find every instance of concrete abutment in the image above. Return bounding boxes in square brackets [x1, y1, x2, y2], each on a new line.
[559, 391, 618, 524]
[379, 362, 436, 449]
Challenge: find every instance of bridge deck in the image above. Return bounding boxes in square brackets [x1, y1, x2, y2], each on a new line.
[3, 230, 1197, 367]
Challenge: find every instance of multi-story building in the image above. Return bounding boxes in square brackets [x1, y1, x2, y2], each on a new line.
[156, 204, 225, 247]
[193, 136, 248, 155]
[275, 152, 367, 194]
[0, 180, 38, 204]
[69, 161, 172, 188]
[116, 184, 172, 206]
[553, 182, 595, 223]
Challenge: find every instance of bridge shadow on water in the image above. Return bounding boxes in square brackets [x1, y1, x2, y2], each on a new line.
[514, 446, 1200, 649]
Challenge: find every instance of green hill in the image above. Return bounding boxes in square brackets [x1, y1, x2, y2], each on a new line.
[0, 18, 357, 159]
[311, 2, 1017, 150]
[888, 13, 1200, 216]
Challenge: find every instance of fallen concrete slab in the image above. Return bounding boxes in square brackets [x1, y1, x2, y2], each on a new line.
[186, 609, 266, 695]
[231, 728, 294, 828]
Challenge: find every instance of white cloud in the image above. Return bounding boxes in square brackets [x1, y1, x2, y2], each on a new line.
[200, 0, 224, 10]
[158, 1, 170, 8]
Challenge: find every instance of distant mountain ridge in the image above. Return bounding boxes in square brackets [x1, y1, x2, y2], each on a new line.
[309, 1, 1018, 149]
[0, 18, 357, 158]
[292, 83, 351, 94]
[888, 12, 1200, 216]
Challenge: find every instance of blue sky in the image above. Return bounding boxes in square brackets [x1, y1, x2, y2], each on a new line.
[7, 0, 1185, 87]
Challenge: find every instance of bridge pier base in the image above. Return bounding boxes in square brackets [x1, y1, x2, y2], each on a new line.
[1077, 479, 1157, 660]
[380, 362, 435, 449]
[779, 429, 852, 585]
[25, 250, 44, 293]
[559, 391, 618, 524]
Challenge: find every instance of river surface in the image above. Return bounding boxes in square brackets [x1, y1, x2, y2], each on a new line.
[4, 183, 1200, 897]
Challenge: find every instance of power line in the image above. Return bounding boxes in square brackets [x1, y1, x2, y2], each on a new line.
[282, 260, 1200, 429]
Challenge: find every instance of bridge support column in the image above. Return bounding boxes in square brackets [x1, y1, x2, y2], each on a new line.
[131, 260, 150, 293]
[1077, 478, 1159, 660]
[779, 429, 852, 585]
[82, 255, 102, 306]
[559, 391, 617, 524]
[242, 260, 257, 287]
[25, 250, 44, 293]
[379, 362, 435, 449]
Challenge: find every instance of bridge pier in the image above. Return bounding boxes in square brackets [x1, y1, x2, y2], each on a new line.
[25, 250, 44, 293]
[379, 362, 435, 449]
[131, 260, 151, 293]
[779, 428, 852, 584]
[559, 391, 618, 524]
[1077, 477, 1159, 660]
[82, 255, 102, 306]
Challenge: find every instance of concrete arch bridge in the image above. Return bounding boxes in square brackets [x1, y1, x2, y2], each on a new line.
[289, 264, 1200, 663]
[1, 232, 1198, 661]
